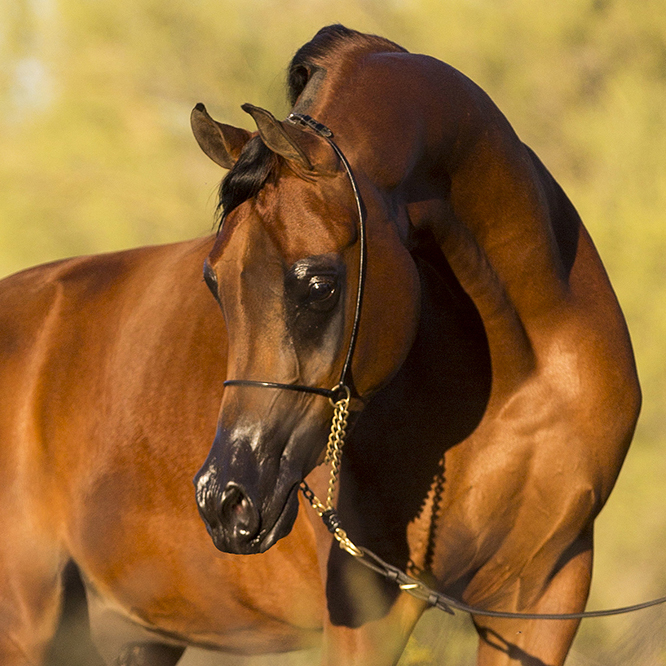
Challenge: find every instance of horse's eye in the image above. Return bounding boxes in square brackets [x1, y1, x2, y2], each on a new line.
[285, 257, 341, 315]
[306, 277, 338, 311]
[309, 278, 335, 302]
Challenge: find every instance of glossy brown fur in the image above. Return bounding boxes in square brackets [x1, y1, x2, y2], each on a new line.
[0, 241, 324, 664]
[1, 26, 640, 666]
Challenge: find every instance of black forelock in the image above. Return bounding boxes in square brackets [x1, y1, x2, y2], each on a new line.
[216, 136, 278, 229]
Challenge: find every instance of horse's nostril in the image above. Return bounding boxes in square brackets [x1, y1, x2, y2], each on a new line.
[220, 482, 260, 541]
[220, 485, 244, 520]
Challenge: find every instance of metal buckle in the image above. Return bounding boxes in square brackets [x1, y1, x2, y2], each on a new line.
[287, 113, 333, 138]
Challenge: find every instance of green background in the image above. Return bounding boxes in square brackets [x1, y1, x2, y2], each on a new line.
[3, 0, 666, 662]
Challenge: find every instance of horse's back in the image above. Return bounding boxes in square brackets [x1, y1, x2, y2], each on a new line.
[0, 241, 212, 662]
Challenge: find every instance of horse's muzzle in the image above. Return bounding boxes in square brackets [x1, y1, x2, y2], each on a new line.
[193, 456, 301, 555]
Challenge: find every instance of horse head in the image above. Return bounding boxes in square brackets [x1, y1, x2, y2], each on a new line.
[191, 102, 420, 554]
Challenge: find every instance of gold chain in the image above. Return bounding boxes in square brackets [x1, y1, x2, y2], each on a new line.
[303, 386, 363, 558]
[324, 388, 350, 508]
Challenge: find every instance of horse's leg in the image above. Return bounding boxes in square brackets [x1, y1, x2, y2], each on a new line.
[320, 590, 425, 666]
[0, 529, 64, 665]
[115, 643, 185, 666]
[471, 534, 593, 666]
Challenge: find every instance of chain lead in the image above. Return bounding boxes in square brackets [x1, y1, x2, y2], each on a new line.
[325, 385, 350, 509]
[300, 385, 362, 558]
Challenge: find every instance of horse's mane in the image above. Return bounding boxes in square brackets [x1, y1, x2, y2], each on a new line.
[216, 25, 407, 228]
[286, 24, 406, 106]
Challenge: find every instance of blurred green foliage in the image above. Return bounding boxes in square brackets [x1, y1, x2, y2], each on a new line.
[3, 0, 666, 662]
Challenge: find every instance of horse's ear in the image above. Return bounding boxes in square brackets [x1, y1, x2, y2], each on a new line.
[190, 103, 252, 169]
[241, 103, 313, 171]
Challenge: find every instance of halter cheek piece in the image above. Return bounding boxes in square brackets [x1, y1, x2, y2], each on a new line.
[223, 113, 366, 402]
[221, 113, 367, 557]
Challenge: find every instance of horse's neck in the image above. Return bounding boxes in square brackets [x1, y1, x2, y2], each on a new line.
[414, 129, 567, 396]
[331, 52, 574, 397]
[435, 124, 569, 317]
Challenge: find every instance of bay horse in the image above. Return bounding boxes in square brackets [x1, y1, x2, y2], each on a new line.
[0, 25, 640, 666]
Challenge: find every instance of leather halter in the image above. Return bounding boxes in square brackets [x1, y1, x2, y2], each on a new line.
[223, 114, 367, 402]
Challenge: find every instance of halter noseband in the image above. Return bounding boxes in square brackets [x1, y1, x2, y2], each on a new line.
[222, 113, 367, 402]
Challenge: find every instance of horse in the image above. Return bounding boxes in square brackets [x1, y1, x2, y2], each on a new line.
[0, 24, 640, 666]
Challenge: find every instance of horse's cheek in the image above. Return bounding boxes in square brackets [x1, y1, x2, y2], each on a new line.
[355, 247, 420, 395]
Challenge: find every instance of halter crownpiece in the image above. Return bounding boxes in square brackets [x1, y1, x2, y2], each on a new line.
[223, 113, 367, 401]
[287, 113, 333, 138]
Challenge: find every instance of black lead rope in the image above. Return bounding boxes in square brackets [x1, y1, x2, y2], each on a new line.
[300, 480, 666, 621]
[223, 113, 366, 402]
[355, 545, 666, 620]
